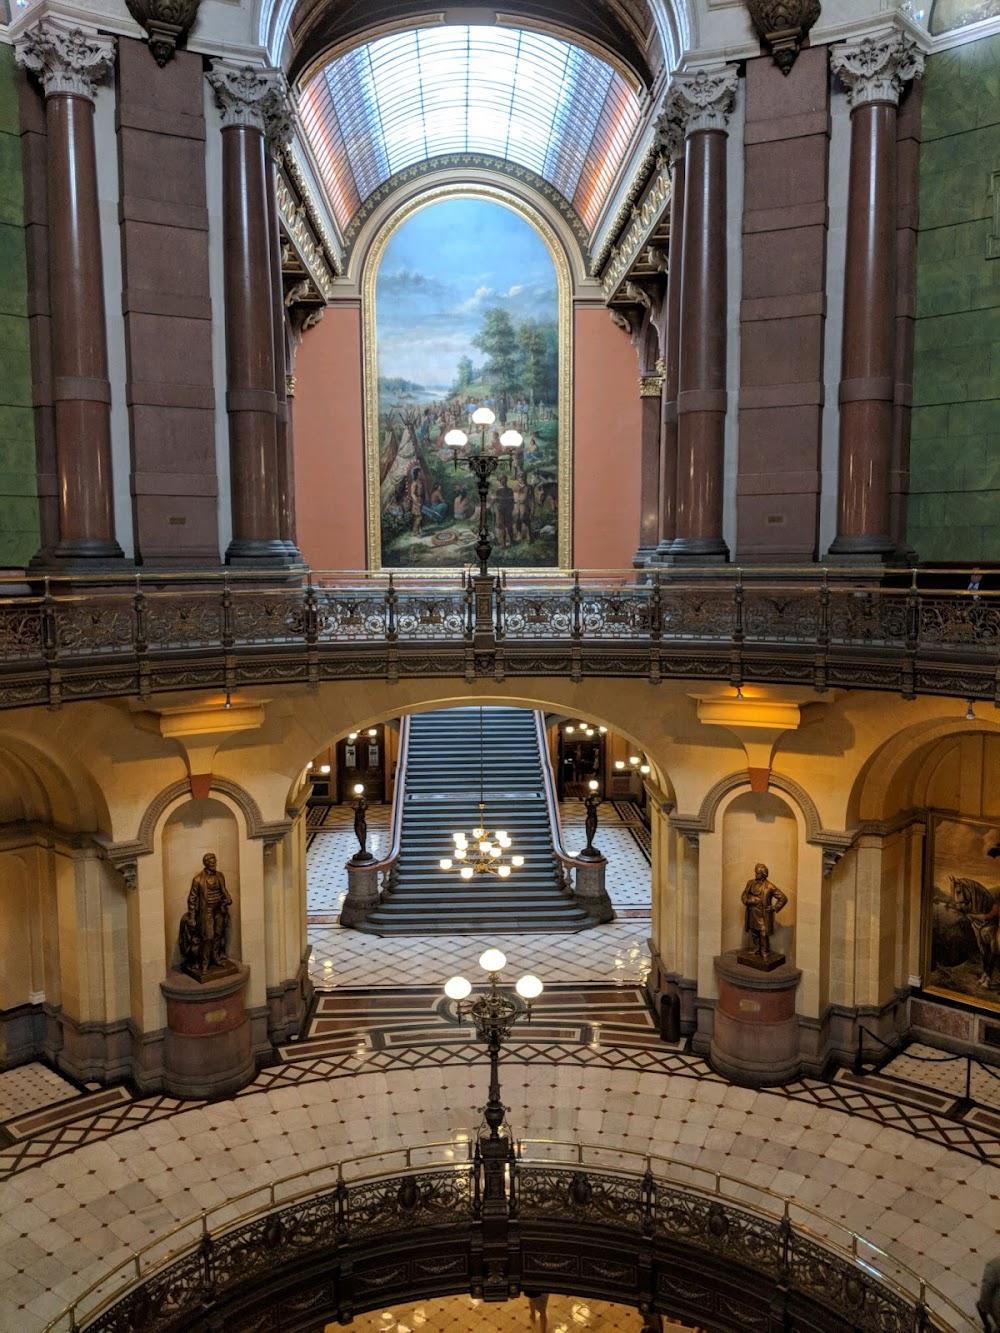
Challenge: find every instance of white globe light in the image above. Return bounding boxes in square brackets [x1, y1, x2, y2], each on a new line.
[497, 864, 511, 878]
[454, 848, 467, 861]
[500, 429, 522, 449]
[353, 783, 365, 795]
[511, 855, 524, 868]
[445, 428, 468, 447]
[439, 858, 453, 871]
[472, 406, 495, 426]
[516, 974, 543, 1000]
[479, 948, 506, 973]
[445, 976, 472, 1001]
[460, 866, 474, 880]
[319, 763, 331, 774]
[494, 830, 508, 842]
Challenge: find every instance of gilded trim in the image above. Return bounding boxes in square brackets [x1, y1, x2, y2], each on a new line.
[362, 183, 574, 572]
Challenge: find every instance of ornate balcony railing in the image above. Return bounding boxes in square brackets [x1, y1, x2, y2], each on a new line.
[0, 566, 996, 709]
[45, 1138, 973, 1333]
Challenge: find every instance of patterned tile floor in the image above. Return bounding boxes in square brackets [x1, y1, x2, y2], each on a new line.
[341, 1293, 695, 1330]
[0, 802, 998, 1329]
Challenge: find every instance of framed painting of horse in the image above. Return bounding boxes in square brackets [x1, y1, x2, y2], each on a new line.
[924, 814, 1000, 1011]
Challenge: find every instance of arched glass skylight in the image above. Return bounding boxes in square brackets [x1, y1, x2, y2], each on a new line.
[299, 26, 642, 232]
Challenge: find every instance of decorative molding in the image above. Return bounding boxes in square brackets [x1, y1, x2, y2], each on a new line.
[276, 172, 338, 298]
[123, 0, 200, 66]
[282, 149, 343, 274]
[207, 62, 285, 133]
[647, 245, 670, 275]
[340, 153, 591, 271]
[830, 32, 924, 109]
[263, 83, 295, 162]
[600, 158, 672, 300]
[745, 0, 822, 75]
[666, 66, 739, 136]
[592, 145, 660, 283]
[14, 18, 115, 101]
[672, 768, 852, 856]
[653, 99, 687, 163]
[610, 307, 643, 344]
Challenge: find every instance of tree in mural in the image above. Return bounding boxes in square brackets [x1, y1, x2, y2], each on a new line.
[474, 308, 520, 425]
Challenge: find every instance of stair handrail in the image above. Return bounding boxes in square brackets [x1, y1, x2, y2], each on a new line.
[532, 710, 599, 885]
[362, 713, 410, 890]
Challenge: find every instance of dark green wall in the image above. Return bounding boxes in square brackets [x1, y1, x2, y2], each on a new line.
[0, 44, 38, 567]
[910, 33, 1000, 560]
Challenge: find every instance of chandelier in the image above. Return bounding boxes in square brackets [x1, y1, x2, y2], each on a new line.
[439, 707, 524, 881]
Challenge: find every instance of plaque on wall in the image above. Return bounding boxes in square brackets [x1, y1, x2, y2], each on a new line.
[923, 813, 1000, 1012]
[346, 745, 357, 768]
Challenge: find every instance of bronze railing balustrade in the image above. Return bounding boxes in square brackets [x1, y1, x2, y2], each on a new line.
[0, 566, 996, 709]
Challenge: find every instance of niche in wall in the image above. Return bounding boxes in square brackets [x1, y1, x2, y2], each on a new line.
[161, 799, 241, 972]
[722, 791, 798, 959]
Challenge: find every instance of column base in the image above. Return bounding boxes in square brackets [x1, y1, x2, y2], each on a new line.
[824, 533, 900, 563]
[662, 536, 730, 565]
[31, 537, 127, 570]
[650, 540, 675, 563]
[340, 861, 381, 927]
[225, 537, 305, 568]
[633, 546, 659, 568]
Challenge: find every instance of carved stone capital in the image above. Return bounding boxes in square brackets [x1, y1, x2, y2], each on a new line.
[124, 0, 201, 66]
[15, 19, 115, 101]
[831, 33, 924, 110]
[610, 307, 642, 345]
[653, 101, 687, 163]
[262, 80, 295, 161]
[666, 66, 738, 137]
[208, 62, 286, 134]
[639, 374, 664, 397]
[745, 0, 821, 76]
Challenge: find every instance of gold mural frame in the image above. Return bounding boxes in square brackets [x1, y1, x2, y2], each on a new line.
[362, 183, 573, 573]
[922, 811, 1000, 1014]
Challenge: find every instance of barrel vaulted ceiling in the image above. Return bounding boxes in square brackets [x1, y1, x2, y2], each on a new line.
[298, 24, 645, 232]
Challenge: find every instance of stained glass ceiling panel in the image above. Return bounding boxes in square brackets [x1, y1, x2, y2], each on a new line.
[299, 25, 642, 232]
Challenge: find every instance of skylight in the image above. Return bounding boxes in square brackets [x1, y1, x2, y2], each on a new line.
[299, 26, 642, 233]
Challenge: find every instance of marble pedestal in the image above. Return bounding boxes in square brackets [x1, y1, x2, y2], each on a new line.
[710, 951, 802, 1087]
[340, 859, 380, 926]
[573, 854, 614, 924]
[160, 963, 254, 1099]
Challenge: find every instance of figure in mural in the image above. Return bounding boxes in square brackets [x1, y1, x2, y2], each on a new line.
[408, 467, 426, 535]
[494, 473, 514, 548]
[739, 862, 788, 967]
[950, 877, 1000, 988]
[512, 472, 534, 543]
[179, 852, 235, 981]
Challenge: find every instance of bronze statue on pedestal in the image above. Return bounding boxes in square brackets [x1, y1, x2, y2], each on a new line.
[179, 852, 237, 982]
[739, 862, 788, 971]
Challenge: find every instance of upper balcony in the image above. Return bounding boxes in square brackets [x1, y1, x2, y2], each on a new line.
[0, 567, 995, 711]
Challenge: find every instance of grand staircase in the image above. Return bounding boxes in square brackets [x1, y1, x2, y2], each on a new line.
[356, 707, 593, 935]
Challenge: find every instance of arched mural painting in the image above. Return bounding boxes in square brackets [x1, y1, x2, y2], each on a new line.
[364, 188, 572, 570]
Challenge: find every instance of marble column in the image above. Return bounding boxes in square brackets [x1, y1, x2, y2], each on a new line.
[208, 63, 288, 566]
[262, 90, 302, 562]
[15, 20, 124, 564]
[669, 67, 738, 565]
[651, 114, 686, 561]
[636, 367, 665, 563]
[827, 34, 923, 562]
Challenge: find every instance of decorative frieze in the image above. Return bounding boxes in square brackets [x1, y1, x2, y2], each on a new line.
[14, 18, 115, 101]
[830, 33, 924, 109]
[600, 157, 671, 300]
[666, 66, 739, 136]
[276, 171, 337, 299]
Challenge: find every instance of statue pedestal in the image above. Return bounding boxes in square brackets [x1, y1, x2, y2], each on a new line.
[573, 854, 614, 923]
[710, 951, 802, 1087]
[160, 963, 254, 1099]
[340, 859, 380, 927]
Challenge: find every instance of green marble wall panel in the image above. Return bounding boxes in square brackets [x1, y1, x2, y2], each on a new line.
[910, 33, 1000, 561]
[0, 45, 38, 567]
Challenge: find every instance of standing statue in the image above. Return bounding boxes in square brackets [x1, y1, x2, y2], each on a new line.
[351, 784, 373, 862]
[580, 781, 603, 859]
[739, 862, 788, 969]
[179, 852, 235, 981]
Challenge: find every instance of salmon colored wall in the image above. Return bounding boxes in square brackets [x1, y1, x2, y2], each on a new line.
[573, 306, 641, 569]
[293, 302, 641, 571]
[292, 305, 366, 570]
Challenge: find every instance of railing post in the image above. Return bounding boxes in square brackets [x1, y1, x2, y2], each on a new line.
[385, 573, 398, 642]
[903, 569, 919, 700]
[463, 568, 474, 643]
[571, 570, 582, 641]
[730, 569, 744, 688]
[41, 576, 61, 710]
[133, 575, 149, 700]
[815, 570, 831, 693]
[494, 571, 505, 642]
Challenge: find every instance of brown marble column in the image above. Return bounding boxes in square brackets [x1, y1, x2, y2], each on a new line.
[637, 368, 665, 561]
[668, 68, 738, 565]
[208, 63, 289, 566]
[651, 120, 686, 561]
[827, 34, 923, 561]
[15, 20, 124, 564]
[263, 93, 302, 562]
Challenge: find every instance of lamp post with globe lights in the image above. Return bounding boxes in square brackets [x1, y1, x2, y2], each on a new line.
[445, 407, 522, 577]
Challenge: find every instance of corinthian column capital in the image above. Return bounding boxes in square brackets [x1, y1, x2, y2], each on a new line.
[15, 18, 115, 101]
[831, 32, 924, 110]
[665, 66, 738, 136]
[262, 83, 295, 162]
[208, 62, 286, 133]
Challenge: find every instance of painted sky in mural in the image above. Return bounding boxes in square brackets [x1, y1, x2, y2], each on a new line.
[374, 197, 560, 569]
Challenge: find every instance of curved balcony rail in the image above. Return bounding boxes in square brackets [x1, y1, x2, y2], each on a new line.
[0, 566, 997, 711]
[43, 1137, 974, 1333]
